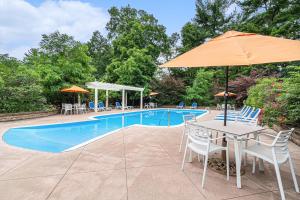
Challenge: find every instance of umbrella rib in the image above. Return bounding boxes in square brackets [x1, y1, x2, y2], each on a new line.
[232, 37, 252, 66]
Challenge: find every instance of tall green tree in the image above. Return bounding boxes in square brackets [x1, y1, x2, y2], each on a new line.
[181, 0, 237, 53]
[87, 31, 113, 79]
[105, 6, 171, 91]
[173, 0, 237, 87]
[186, 69, 214, 106]
[24, 32, 95, 104]
[237, 0, 300, 39]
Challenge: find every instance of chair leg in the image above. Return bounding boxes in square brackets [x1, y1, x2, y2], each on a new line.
[179, 129, 185, 152]
[188, 149, 193, 162]
[252, 157, 256, 174]
[244, 134, 249, 166]
[258, 159, 264, 171]
[226, 146, 229, 180]
[181, 141, 189, 170]
[274, 163, 286, 200]
[202, 155, 209, 188]
[288, 156, 299, 193]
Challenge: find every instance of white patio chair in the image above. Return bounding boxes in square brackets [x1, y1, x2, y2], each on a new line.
[242, 129, 299, 200]
[64, 104, 73, 115]
[60, 103, 66, 114]
[179, 114, 196, 152]
[149, 102, 155, 109]
[181, 124, 229, 188]
[77, 104, 87, 114]
[73, 103, 80, 114]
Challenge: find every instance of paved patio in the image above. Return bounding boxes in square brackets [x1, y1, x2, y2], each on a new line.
[0, 110, 299, 200]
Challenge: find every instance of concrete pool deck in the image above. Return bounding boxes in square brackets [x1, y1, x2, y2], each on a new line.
[0, 109, 299, 200]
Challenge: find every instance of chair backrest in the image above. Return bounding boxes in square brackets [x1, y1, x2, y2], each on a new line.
[61, 103, 66, 109]
[272, 128, 294, 156]
[216, 104, 222, 110]
[149, 102, 155, 107]
[192, 102, 197, 107]
[89, 102, 94, 109]
[116, 102, 121, 107]
[99, 102, 104, 108]
[183, 114, 196, 126]
[81, 104, 86, 109]
[231, 104, 235, 110]
[242, 107, 254, 118]
[240, 105, 249, 115]
[65, 104, 72, 109]
[187, 124, 211, 147]
[249, 108, 261, 119]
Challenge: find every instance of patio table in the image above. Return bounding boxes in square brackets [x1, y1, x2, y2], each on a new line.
[190, 120, 265, 188]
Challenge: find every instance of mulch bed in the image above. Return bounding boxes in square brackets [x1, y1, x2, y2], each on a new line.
[0, 110, 58, 122]
[208, 158, 246, 177]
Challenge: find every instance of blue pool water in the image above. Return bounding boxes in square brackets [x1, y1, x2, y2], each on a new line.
[3, 109, 206, 153]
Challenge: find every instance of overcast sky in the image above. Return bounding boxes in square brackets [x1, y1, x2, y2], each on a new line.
[0, 0, 196, 59]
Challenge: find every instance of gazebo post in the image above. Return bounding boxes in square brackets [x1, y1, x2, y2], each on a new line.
[122, 89, 125, 111]
[106, 90, 109, 108]
[140, 91, 143, 109]
[94, 88, 98, 112]
[125, 91, 127, 107]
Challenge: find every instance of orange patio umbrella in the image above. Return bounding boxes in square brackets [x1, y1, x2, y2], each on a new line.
[214, 91, 236, 97]
[149, 92, 159, 96]
[61, 85, 89, 104]
[61, 85, 89, 93]
[161, 30, 300, 125]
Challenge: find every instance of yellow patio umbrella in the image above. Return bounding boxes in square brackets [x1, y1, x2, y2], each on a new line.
[61, 85, 89, 104]
[214, 91, 236, 97]
[161, 30, 300, 125]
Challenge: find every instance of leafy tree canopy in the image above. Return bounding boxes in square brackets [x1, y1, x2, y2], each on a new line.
[24, 31, 95, 104]
[87, 31, 113, 79]
[237, 0, 300, 39]
[105, 6, 172, 92]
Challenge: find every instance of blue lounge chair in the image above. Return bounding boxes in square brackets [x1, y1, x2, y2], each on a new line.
[115, 101, 132, 110]
[215, 107, 261, 124]
[115, 101, 122, 109]
[190, 102, 197, 109]
[215, 107, 254, 120]
[227, 105, 248, 116]
[89, 102, 95, 110]
[238, 108, 261, 124]
[176, 102, 184, 109]
[98, 102, 112, 111]
[216, 105, 251, 118]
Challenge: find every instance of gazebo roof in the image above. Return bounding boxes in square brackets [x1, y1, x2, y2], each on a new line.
[85, 81, 144, 92]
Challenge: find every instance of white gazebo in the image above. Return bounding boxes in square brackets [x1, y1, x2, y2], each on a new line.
[85, 81, 144, 112]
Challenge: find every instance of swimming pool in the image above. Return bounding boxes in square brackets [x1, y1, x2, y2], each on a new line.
[3, 109, 207, 153]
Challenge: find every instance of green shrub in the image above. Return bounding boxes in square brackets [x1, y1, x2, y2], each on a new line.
[246, 66, 300, 127]
[278, 66, 300, 126]
[0, 66, 50, 113]
[185, 69, 214, 106]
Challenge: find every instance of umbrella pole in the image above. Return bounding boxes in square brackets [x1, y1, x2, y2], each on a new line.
[224, 66, 229, 126]
[221, 66, 229, 161]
